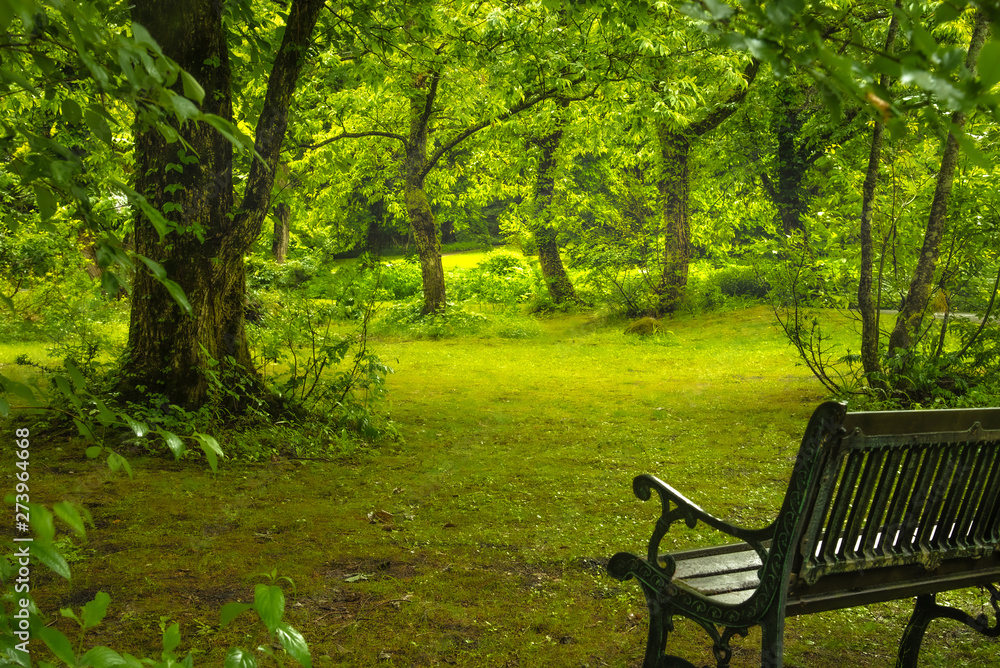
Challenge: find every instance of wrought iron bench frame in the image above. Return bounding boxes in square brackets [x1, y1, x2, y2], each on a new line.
[607, 401, 1000, 668]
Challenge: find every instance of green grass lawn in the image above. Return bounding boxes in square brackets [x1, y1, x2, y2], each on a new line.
[3, 306, 997, 667]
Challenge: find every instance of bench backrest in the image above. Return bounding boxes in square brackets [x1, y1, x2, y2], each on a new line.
[793, 405, 1000, 585]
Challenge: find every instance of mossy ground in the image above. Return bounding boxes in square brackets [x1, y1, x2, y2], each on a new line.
[4, 306, 998, 667]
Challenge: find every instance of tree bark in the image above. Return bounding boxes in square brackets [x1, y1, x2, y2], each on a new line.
[858, 7, 900, 379]
[773, 81, 809, 236]
[653, 58, 760, 315]
[530, 105, 578, 305]
[654, 125, 691, 315]
[406, 73, 447, 314]
[122, 0, 323, 409]
[272, 203, 290, 263]
[887, 11, 990, 357]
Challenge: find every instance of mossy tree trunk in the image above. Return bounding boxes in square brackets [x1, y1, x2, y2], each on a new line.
[652, 59, 760, 316]
[531, 103, 578, 305]
[654, 125, 692, 315]
[272, 203, 291, 264]
[405, 73, 447, 315]
[122, 0, 323, 410]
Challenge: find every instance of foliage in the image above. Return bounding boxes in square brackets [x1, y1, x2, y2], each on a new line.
[682, 262, 771, 313]
[376, 258, 424, 301]
[449, 250, 540, 306]
[249, 293, 395, 443]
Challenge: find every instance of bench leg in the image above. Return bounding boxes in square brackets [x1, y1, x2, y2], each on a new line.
[895, 585, 1000, 668]
[759, 610, 785, 668]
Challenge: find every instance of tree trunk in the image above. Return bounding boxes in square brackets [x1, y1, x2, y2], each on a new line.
[531, 109, 578, 305]
[773, 81, 809, 236]
[406, 73, 447, 314]
[654, 124, 691, 315]
[652, 59, 760, 315]
[887, 11, 990, 357]
[858, 8, 900, 379]
[122, 0, 322, 410]
[272, 202, 290, 263]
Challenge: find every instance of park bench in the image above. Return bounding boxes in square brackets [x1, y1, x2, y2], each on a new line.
[607, 401, 1000, 668]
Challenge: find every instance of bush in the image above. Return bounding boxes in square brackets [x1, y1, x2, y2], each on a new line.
[715, 265, 769, 299]
[378, 259, 423, 300]
[444, 250, 539, 307]
[476, 249, 529, 276]
[681, 263, 770, 313]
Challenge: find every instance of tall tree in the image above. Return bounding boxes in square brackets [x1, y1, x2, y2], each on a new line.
[527, 99, 580, 305]
[887, 9, 992, 357]
[857, 6, 900, 379]
[306, 1, 606, 314]
[121, 0, 324, 408]
[651, 58, 760, 315]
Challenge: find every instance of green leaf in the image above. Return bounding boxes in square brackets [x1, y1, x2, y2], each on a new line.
[195, 433, 224, 470]
[163, 278, 192, 315]
[60, 607, 83, 626]
[196, 113, 253, 154]
[275, 623, 311, 668]
[168, 91, 199, 121]
[86, 445, 103, 459]
[32, 183, 57, 221]
[37, 626, 76, 665]
[131, 22, 160, 52]
[219, 602, 253, 627]
[75, 417, 96, 441]
[979, 39, 1000, 90]
[254, 584, 285, 633]
[53, 375, 81, 407]
[106, 451, 134, 479]
[162, 622, 181, 654]
[65, 361, 87, 391]
[0, 374, 39, 406]
[85, 106, 113, 145]
[0, 396, 9, 416]
[136, 254, 167, 281]
[53, 501, 89, 536]
[93, 399, 117, 427]
[125, 416, 149, 437]
[80, 646, 131, 668]
[30, 503, 55, 543]
[62, 98, 83, 125]
[224, 647, 259, 668]
[82, 592, 111, 629]
[30, 541, 71, 580]
[157, 428, 186, 459]
[181, 70, 206, 105]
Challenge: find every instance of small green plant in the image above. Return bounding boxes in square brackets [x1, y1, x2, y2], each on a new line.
[2, 498, 310, 668]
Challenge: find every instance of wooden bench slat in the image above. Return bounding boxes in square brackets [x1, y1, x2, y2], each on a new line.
[671, 546, 762, 580]
[680, 569, 760, 597]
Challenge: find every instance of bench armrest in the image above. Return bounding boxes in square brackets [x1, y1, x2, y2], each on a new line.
[633, 473, 774, 576]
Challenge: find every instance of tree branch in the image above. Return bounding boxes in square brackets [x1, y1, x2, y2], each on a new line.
[688, 58, 761, 137]
[228, 0, 325, 256]
[420, 76, 591, 181]
[289, 130, 408, 152]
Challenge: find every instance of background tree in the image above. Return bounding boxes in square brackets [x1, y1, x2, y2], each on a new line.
[298, 0, 608, 314]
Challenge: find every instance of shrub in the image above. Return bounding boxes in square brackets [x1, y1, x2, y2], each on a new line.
[715, 265, 769, 299]
[476, 249, 530, 276]
[378, 259, 423, 300]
